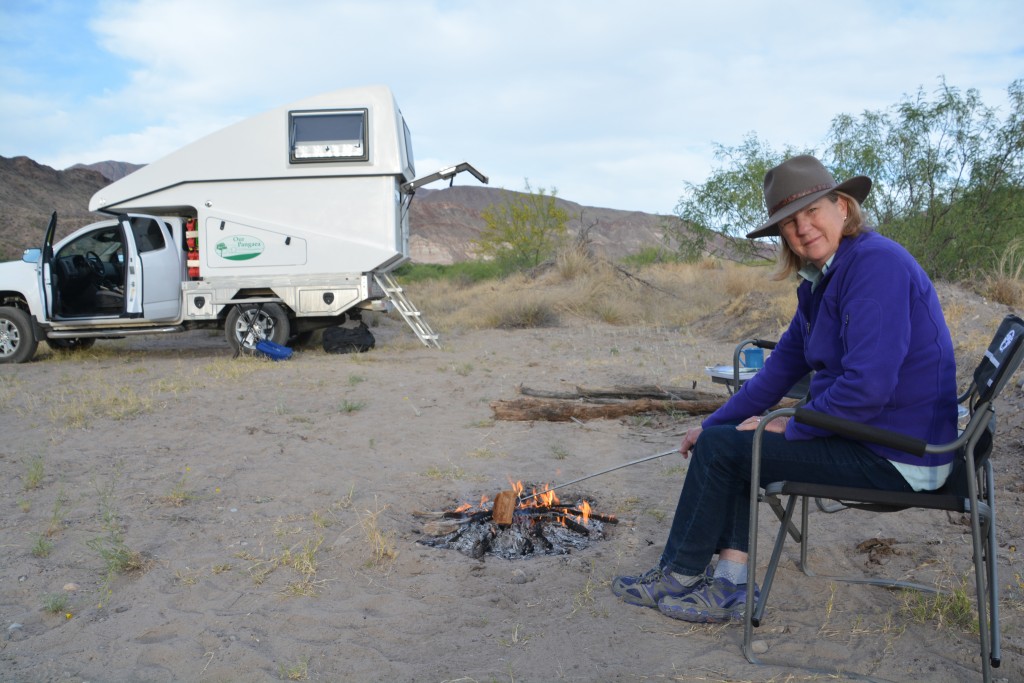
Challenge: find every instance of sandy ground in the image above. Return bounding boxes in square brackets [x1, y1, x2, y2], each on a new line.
[1, 296, 1023, 683]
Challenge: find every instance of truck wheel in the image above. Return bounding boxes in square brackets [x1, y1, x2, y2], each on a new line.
[225, 303, 290, 353]
[0, 306, 39, 364]
[46, 338, 97, 352]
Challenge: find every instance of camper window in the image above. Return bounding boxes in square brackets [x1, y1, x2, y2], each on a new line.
[289, 109, 368, 162]
[402, 118, 415, 171]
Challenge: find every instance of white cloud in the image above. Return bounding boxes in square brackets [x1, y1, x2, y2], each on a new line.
[1, 0, 1021, 213]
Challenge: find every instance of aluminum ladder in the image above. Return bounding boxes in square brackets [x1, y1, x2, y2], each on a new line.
[373, 272, 441, 348]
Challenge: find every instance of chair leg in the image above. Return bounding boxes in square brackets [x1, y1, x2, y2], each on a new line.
[751, 493, 800, 627]
[798, 495, 814, 576]
[965, 462, 994, 683]
[983, 460, 1001, 670]
[767, 494, 803, 544]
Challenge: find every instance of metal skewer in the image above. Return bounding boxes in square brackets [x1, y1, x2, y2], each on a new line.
[516, 448, 680, 503]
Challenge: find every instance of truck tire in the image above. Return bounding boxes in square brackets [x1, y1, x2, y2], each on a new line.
[225, 302, 290, 353]
[46, 338, 97, 352]
[0, 306, 39, 364]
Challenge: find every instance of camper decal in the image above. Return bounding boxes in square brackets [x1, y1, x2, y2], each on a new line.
[215, 235, 265, 261]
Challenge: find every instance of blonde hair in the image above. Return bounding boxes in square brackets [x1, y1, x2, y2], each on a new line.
[771, 191, 866, 281]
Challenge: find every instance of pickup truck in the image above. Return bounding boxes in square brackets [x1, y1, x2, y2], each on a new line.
[0, 85, 485, 363]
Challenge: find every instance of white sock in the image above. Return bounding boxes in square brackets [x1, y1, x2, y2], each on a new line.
[714, 559, 747, 585]
[667, 570, 704, 587]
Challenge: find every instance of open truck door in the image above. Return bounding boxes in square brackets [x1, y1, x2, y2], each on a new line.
[39, 211, 58, 320]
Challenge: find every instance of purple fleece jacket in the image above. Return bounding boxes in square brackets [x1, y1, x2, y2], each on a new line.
[703, 230, 958, 467]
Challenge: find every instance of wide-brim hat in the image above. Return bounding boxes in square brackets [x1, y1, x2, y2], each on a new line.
[746, 155, 871, 239]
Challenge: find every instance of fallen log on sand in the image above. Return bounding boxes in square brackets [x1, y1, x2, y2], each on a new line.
[490, 396, 727, 422]
[517, 384, 712, 401]
[491, 384, 798, 422]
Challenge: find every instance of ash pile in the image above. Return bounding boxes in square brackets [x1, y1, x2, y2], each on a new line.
[417, 487, 617, 560]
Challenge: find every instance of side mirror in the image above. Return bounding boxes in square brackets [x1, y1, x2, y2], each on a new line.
[22, 248, 41, 264]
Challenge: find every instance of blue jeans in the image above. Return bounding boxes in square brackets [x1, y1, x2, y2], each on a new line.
[659, 423, 912, 576]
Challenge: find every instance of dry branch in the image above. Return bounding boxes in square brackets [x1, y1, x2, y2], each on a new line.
[490, 396, 727, 422]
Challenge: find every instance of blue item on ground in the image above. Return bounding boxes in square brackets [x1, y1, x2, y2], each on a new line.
[255, 340, 293, 361]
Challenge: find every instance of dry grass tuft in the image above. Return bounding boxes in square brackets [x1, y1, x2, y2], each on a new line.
[981, 238, 1024, 306]
[360, 498, 398, 568]
[555, 242, 599, 281]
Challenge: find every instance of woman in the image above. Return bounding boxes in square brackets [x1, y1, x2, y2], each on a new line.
[612, 155, 958, 623]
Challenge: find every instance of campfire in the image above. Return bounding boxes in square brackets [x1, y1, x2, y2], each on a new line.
[417, 481, 618, 560]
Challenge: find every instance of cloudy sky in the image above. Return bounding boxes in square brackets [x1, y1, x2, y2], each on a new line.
[1, 1, 1022, 214]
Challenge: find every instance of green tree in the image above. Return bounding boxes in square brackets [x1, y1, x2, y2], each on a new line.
[671, 78, 1024, 279]
[827, 78, 1024, 276]
[669, 135, 799, 262]
[473, 181, 570, 273]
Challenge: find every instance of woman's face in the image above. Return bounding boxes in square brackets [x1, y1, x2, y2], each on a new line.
[778, 195, 848, 269]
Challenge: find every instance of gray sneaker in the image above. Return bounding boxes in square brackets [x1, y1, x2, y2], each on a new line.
[657, 576, 759, 623]
[611, 565, 711, 608]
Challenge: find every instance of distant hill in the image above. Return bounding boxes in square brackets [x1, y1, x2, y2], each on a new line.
[0, 155, 682, 263]
[410, 185, 682, 263]
[0, 156, 111, 259]
[68, 160, 144, 182]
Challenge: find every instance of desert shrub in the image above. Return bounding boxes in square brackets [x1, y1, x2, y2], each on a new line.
[555, 243, 598, 281]
[474, 181, 570, 273]
[484, 297, 560, 329]
[980, 238, 1024, 306]
[620, 246, 680, 267]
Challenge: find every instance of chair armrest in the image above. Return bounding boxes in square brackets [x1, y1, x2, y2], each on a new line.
[794, 407, 927, 457]
[751, 339, 777, 350]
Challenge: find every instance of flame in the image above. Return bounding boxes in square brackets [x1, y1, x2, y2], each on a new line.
[579, 499, 592, 525]
[453, 502, 472, 513]
[515, 482, 558, 509]
[535, 485, 558, 508]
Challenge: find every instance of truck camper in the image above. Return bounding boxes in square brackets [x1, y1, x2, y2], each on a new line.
[0, 85, 487, 363]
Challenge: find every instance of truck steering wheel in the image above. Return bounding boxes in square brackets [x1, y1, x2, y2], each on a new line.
[85, 251, 105, 278]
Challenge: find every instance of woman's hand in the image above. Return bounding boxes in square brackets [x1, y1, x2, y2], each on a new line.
[679, 427, 703, 458]
[736, 415, 788, 433]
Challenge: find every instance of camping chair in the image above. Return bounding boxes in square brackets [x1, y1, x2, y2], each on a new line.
[742, 313, 1024, 682]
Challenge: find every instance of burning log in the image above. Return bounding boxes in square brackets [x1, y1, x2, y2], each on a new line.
[491, 490, 517, 526]
[561, 515, 590, 536]
[564, 507, 618, 524]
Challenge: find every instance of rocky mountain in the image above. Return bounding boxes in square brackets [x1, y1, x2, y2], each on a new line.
[410, 185, 681, 263]
[0, 155, 679, 263]
[67, 160, 144, 183]
[0, 156, 110, 259]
